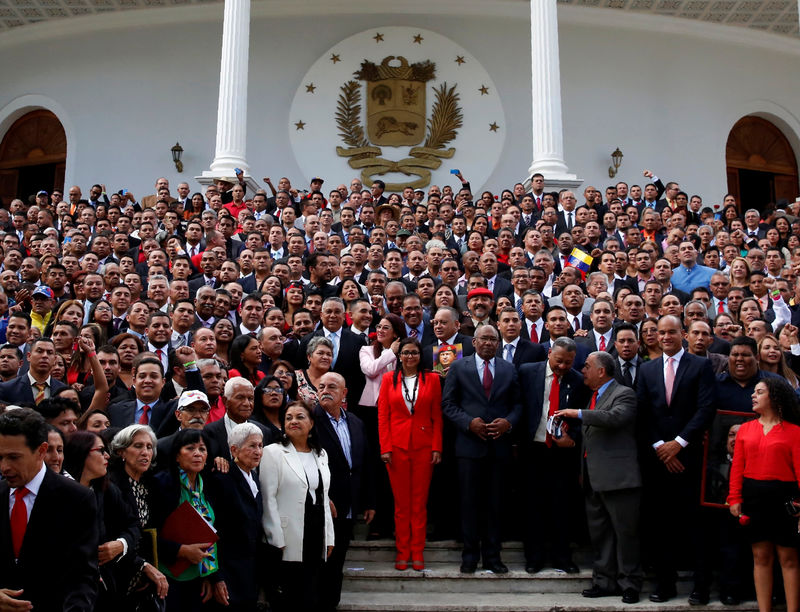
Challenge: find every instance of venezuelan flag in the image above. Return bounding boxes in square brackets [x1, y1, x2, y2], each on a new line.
[566, 248, 593, 277]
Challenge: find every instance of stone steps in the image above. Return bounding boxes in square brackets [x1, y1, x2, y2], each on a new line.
[338, 592, 757, 611]
[339, 540, 759, 611]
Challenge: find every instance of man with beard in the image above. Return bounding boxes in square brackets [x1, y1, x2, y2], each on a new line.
[154, 390, 213, 470]
[193, 286, 217, 329]
[460, 287, 495, 337]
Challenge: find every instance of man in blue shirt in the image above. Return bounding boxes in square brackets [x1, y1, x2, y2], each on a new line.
[671, 241, 715, 294]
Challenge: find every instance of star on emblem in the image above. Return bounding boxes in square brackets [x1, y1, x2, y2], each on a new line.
[413, 34, 423, 44]
[373, 32, 384, 43]
[489, 122, 499, 132]
[479, 85, 489, 95]
[330, 54, 341, 64]
[294, 120, 306, 131]
[455, 55, 466, 65]
[305, 83, 316, 93]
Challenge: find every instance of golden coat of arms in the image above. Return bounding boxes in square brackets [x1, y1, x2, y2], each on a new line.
[336, 55, 463, 191]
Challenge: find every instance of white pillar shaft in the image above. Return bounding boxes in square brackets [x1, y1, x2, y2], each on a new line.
[528, 0, 571, 178]
[209, 0, 251, 175]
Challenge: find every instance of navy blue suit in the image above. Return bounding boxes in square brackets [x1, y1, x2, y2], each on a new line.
[636, 351, 716, 591]
[0, 375, 66, 406]
[442, 356, 521, 565]
[496, 337, 547, 369]
[518, 361, 590, 567]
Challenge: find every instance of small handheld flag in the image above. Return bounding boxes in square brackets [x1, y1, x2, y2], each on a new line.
[565, 248, 593, 278]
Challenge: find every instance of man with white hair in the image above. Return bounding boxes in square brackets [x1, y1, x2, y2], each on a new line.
[203, 377, 273, 463]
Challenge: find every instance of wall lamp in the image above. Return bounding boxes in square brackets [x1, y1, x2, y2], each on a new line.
[171, 142, 184, 173]
[608, 147, 623, 178]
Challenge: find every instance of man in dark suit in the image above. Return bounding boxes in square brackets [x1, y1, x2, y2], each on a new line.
[479, 252, 513, 301]
[555, 351, 643, 604]
[108, 348, 204, 437]
[0, 408, 98, 610]
[442, 325, 522, 574]
[576, 299, 615, 353]
[496, 307, 546, 368]
[0, 338, 66, 406]
[611, 322, 642, 388]
[636, 315, 716, 603]
[203, 377, 272, 463]
[517, 337, 589, 574]
[422, 306, 473, 371]
[401, 293, 436, 347]
[299, 297, 367, 410]
[314, 372, 375, 612]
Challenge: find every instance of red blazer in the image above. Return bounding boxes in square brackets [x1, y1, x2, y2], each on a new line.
[377, 371, 443, 454]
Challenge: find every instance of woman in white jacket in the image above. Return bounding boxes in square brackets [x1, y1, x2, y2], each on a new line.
[259, 400, 335, 611]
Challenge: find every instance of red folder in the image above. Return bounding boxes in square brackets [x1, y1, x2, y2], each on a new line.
[160, 500, 219, 577]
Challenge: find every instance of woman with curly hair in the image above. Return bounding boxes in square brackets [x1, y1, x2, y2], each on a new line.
[728, 377, 800, 612]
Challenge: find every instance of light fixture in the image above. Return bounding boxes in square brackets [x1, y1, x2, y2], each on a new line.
[608, 147, 623, 178]
[171, 142, 184, 173]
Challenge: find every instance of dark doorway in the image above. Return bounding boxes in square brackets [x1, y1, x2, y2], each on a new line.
[738, 169, 775, 212]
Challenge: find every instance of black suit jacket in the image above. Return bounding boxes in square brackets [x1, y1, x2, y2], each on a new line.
[203, 417, 273, 461]
[521, 319, 550, 345]
[636, 352, 716, 463]
[108, 399, 179, 438]
[188, 276, 218, 298]
[518, 361, 589, 442]
[496, 337, 547, 369]
[0, 468, 99, 611]
[491, 276, 513, 300]
[208, 468, 264, 606]
[0, 375, 67, 406]
[79, 378, 131, 411]
[441, 356, 522, 458]
[299, 328, 367, 410]
[313, 404, 375, 517]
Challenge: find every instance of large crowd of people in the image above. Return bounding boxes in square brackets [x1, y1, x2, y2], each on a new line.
[1, 168, 800, 611]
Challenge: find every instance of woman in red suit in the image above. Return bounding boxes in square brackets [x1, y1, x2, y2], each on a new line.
[377, 337, 443, 571]
[728, 377, 800, 612]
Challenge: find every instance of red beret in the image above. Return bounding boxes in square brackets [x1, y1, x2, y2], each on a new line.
[467, 287, 494, 301]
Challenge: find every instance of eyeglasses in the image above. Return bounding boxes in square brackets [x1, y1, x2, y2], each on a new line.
[263, 387, 284, 395]
[400, 351, 420, 356]
[91, 447, 109, 456]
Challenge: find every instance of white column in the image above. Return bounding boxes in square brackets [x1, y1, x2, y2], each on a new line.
[206, 0, 251, 177]
[527, 0, 581, 189]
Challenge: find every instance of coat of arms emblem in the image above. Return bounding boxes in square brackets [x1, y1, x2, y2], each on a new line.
[336, 55, 463, 191]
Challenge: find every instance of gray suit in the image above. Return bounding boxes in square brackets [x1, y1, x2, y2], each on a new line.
[581, 379, 643, 592]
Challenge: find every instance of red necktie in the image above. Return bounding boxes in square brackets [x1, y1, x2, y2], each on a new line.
[482, 361, 493, 398]
[11, 487, 29, 558]
[156, 348, 164, 363]
[530, 324, 538, 343]
[598, 335, 606, 351]
[718, 300, 725, 314]
[545, 375, 560, 447]
[589, 390, 597, 411]
[139, 405, 150, 425]
[536, 197, 541, 210]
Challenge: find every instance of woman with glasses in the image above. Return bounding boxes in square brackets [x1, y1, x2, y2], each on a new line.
[377, 337, 443, 571]
[253, 375, 288, 439]
[269, 359, 299, 400]
[64, 431, 146, 611]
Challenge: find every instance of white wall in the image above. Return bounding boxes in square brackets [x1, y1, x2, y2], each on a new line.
[0, 4, 798, 204]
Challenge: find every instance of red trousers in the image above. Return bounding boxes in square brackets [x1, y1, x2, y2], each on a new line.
[386, 446, 434, 559]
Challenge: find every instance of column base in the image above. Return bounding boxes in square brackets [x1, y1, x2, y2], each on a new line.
[195, 171, 261, 195]
[524, 171, 583, 193]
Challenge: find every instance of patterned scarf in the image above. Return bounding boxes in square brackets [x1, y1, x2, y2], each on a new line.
[178, 469, 218, 577]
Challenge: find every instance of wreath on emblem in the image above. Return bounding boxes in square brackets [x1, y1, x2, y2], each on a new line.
[335, 58, 463, 191]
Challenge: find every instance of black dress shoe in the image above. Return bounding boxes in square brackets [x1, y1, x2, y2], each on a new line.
[688, 590, 710, 605]
[460, 562, 477, 574]
[720, 593, 740, 606]
[482, 561, 509, 574]
[555, 561, 580, 574]
[582, 585, 616, 598]
[622, 588, 640, 604]
[525, 563, 544, 574]
[649, 587, 677, 603]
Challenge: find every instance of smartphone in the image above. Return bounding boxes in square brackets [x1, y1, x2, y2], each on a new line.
[121, 189, 128, 196]
[63, 237, 72, 244]
[450, 169, 460, 175]
[234, 168, 242, 175]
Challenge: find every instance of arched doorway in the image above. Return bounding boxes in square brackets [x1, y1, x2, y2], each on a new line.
[726, 116, 799, 213]
[0, 110, 66, 206]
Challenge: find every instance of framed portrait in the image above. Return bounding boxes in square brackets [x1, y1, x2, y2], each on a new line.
[432, 342, 463, 376]
[700, 410, 756, 508]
